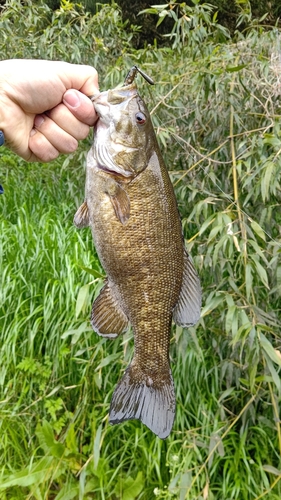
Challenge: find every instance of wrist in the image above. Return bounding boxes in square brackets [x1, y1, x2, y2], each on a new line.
[0, 62, 25, 150]
[0, 81, 28, 157]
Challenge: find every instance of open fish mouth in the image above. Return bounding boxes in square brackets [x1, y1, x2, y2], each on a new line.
[94, 143, 134, 178]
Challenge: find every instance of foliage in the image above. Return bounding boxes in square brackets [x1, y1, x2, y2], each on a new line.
[112, 0, 281, 48]
[0, 0, 281, 499]
[0, 0, 140, 81]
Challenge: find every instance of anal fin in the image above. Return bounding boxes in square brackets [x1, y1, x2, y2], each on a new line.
[91, 281, 129, 338]
[173, 249, 201, 327]
[74, 201, 89, 228]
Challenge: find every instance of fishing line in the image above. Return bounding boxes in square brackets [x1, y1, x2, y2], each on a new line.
[149, 87, 281, 249]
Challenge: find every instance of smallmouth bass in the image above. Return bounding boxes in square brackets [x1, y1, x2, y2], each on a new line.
[74, 68, 201, 439]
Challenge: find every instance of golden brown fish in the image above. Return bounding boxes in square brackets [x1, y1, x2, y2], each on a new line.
[74, 69, 201, 438]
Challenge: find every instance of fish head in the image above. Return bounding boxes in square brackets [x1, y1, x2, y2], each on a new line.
[92, 83, 156, 180]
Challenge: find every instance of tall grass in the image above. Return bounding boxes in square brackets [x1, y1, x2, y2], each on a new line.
[0, 1, 281, 499]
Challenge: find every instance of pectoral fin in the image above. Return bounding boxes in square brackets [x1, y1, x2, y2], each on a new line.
[173, 249, 201, 327]
[105, 179, 130, 225]
[91, 280, 129, 338]
[73, 201, 90, 228]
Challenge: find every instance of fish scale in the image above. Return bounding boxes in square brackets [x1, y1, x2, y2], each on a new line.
[74, 74, 201, 438]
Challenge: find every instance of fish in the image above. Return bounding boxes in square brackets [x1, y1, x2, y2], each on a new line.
[74, 67, 201, 439]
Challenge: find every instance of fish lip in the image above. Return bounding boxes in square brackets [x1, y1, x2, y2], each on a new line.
[89, 92, 102, 102]
[92, 84, 137, 123]
[93, 85, 137, 107]
[94, 118, 100, 131]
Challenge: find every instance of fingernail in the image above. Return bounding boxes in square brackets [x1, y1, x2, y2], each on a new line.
[34, 115, 44, 128]
[30, 128, 37, 137]
[63, 90, 81, 109]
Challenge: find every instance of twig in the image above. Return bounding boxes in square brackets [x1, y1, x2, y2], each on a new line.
[229, 60, 247, 257]
[269, 381, 281, 456]
[253, 474, 281, 500]
[173, 140, 229, 187]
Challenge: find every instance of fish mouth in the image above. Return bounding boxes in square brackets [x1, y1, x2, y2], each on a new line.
[92, 84, 137, 110]
[94, 143, 134, 178]
[92, 84, 138, 178]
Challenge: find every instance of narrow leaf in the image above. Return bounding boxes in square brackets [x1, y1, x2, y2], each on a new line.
[77, 265, 105, 279]
[263, 465, 281, 476]
[201, 294, 224, 317]
[250, 220, 266, 241]
[123, 472, 144, 500]
[263, 353, 281, 393]
[251, 256, 269, 288]
[245, 262, 253, 301]
[179, 472, 191, 500]
[93, 424, 103, 471]
[218, 387, 235, 403]
[95, 353, 121, 370]
[261, 161, 274, 202]
[225, 64, 247, 72]
[0, 457, 54, 489]
[65, 424, 78, 454]
[76, 284, 89, 318]
[260, 332, 281, 367]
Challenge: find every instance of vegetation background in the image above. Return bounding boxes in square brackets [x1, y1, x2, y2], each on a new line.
[0, 0, 281, 498]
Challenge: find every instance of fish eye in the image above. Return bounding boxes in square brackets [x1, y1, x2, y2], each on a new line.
[135, 112, 146, 125]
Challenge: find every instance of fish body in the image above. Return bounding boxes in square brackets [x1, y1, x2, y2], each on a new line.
[74, 81, 201, 438]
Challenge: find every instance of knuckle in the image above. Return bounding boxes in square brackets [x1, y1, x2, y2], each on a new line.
[29, 132, 59, 162]
[78, 125, 90, 140]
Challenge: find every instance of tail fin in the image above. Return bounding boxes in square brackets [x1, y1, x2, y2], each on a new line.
[109, 363, 175, 439]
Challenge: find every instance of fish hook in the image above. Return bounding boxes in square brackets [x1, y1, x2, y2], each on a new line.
[124, 66, 154, 86]
[88, 66, 154, 102]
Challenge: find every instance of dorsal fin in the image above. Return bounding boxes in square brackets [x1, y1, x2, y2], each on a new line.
[173, 249, 201, 327]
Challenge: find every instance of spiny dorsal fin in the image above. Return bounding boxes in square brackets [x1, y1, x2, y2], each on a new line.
[173, 249, 201, 327]
[105, 179, 130, 225]
[73, 201, 90, 228]
[91, 280, 129, 338]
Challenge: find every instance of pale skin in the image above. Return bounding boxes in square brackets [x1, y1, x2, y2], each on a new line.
[0, 59, 99, 162]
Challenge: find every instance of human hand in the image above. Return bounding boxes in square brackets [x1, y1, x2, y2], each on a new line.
[0, 59, 99, 162]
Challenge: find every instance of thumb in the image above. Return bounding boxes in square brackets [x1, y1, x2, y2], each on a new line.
[63, 89, 98, 126]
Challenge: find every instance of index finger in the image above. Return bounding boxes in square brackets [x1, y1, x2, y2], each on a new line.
[62, 63, 99, 96]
